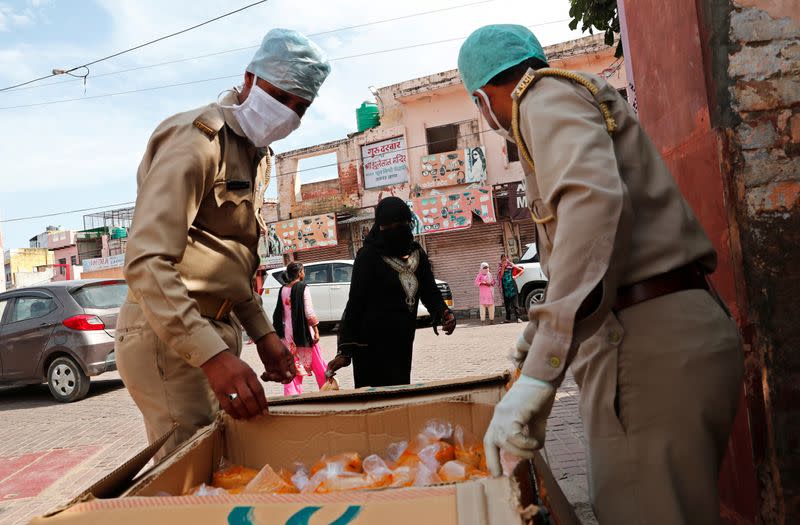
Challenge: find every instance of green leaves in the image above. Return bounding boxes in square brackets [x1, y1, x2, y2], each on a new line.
[567, 0, 623, 57]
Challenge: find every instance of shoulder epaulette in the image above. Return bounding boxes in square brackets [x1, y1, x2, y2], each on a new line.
[511, 68, 618, 174]
[192, 106, 225, 140]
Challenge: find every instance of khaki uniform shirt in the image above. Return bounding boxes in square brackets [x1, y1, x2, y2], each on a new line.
[515, 70, 716, 382]
[124, 92, 273, 368]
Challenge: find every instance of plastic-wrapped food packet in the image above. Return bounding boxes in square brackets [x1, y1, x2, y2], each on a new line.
[438, 460, 474, 483]
[413, 463, 443, 487]
[386, 441, 408, 464]
[453, 425, 487, 470]
[310, 452, 363, 476]
[421, 419, 454, 442]
[362, 454, 392, 487]
[418, 442, 455, 471]
[291, 467, 310, 492]
[212, 465, 259, 490]
[192, 483, 229, 497]
[243, 464, 298, 494]
[389, 466, 417, 488]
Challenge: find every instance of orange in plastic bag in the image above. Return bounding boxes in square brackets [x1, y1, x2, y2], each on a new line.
[212, 465, 259, 490]
[243, 464, 298, 494]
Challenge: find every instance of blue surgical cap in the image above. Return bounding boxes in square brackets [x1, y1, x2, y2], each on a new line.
[458, 24, 548, 94]
[247, 28, 331, 102]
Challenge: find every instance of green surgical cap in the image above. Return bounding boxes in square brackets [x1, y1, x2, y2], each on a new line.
[458, 24, 548, 94]
[247, 28, 331, 102]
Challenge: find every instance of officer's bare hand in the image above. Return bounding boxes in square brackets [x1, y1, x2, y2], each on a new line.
[256, 332, 296, 384]
[200, 351, 268, 420]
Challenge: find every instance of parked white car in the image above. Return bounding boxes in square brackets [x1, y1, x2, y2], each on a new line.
[514, 244, 549, 312]
[260, 259, 454, 325]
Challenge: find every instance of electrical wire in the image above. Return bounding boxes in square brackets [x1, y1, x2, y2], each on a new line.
[0, 19, 571, 111]
[0, 127, 497, 222]
[0, 0, 272, 92]
[1, 0, 496, 94]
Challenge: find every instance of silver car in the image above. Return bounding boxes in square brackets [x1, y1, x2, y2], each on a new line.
[0, 279, 126, 402]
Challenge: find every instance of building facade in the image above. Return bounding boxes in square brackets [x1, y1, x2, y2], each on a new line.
[265, 34, 626, 311]
[3, 248, 54, 289]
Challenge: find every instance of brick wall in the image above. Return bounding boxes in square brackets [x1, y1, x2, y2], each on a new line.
[727, 2, 800, 520]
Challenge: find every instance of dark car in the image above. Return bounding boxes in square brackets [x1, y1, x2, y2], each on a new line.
[0, 279, 127, 402]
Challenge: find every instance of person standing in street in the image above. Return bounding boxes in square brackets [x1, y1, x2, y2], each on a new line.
[116, 28, 331, 460]
[325, 197, 457, 387]
[272, 262, 328, 396]
[458, 25, 743, 524]
[498, 254, 523, 323]
[474, 262, 496, 324]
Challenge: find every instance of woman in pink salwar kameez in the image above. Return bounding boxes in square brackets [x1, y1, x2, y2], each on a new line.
[271, 262, 327, 395]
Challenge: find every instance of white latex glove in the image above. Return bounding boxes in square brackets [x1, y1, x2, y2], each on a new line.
[484, 375, 556, 477]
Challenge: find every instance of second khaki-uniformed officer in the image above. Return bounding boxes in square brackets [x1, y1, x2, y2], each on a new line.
[458, 25, 744, 524]
[116, 28, 331, 460]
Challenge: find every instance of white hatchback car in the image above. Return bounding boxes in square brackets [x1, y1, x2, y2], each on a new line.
[514, 244, 549, 312]
[261, 259, 454, 325]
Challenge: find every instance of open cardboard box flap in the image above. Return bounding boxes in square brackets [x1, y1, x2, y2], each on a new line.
[268, 373, 510, 414]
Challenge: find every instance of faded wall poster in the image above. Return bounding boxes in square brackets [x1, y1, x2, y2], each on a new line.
[409, 186, 496, 235]
[419, 146, 487, 189]
[266, 214, 338, 254]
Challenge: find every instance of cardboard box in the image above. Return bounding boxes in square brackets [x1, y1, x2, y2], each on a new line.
[33, 375, 579, 525]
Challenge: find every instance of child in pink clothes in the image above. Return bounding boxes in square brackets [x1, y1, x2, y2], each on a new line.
[272, 262, 328, 395]
[474, 262, 496, 324]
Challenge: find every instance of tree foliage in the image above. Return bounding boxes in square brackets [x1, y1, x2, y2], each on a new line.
[568, 0, 622, 57]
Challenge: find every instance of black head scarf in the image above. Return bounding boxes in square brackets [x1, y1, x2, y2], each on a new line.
[365, 196, 415, 257]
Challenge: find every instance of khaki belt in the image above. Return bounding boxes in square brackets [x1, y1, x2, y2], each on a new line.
[126, 292, 235, 321]
[614, 262, 709, 312]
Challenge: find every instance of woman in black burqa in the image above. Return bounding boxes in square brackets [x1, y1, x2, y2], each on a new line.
[326, 197, 457, 387]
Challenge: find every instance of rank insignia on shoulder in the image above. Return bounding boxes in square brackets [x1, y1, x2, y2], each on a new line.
[226, 180, 251, 190]
[192, 117, 219, 139]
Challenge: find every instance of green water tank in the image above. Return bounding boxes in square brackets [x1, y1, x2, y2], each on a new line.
[356, 101, 380, 132]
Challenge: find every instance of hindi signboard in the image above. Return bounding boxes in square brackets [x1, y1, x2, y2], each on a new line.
[362, 137, 409, 189]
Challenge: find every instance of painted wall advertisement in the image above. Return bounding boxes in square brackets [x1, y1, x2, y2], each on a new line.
[266, 214, 338, 255]
[410, 186, 496, 235]
[361, 136, 409, 189]
[419, 146, 487, 189]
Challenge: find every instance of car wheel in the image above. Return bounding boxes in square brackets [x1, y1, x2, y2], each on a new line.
[525, 287, 546, 311]
[47, 356, 90, 403]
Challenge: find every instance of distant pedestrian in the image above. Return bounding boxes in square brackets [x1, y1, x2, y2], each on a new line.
[498, 254, 524, 323]
[474, 262, 496, 324]
[272, 262, 328, 396]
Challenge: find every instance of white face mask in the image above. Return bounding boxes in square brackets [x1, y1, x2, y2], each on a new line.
[231, 81, 301, 147]
[474, 89, 512, 142]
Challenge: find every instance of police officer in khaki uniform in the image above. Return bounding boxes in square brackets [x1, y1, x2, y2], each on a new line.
[458, 25, 744, 524]
[116, 28, 331, 460]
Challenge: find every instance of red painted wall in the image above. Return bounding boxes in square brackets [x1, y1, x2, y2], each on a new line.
[620, 0, 759, 522]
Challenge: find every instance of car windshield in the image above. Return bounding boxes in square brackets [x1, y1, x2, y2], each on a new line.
[519, 244, 539, 263]
[70, 283, 128, 309]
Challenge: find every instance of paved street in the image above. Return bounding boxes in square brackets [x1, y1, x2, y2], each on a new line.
[0, 321, 593, 524]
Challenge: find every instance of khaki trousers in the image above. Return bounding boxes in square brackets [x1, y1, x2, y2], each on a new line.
[570, 290, 743, 525]
[115, 301, 242, 462]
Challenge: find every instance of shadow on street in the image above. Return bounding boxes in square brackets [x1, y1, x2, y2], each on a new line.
[0, 379, 125, 411]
